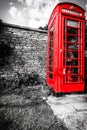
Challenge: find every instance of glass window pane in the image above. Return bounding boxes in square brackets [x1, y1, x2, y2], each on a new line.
[49, 52, 53, 58]
[67, 51, 78, 59]
[67, 36, 78, 42]
[67, 44, 78, 50]
[67, 27, 78, 34]
[49, 73, 53, 79]
[49, 59, 53, 65]
[68, 20, 78, 27]
[67, 58, 78, 66]
[49, 66, 53, 72]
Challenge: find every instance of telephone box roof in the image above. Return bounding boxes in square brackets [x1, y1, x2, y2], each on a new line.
[57, 0, 86, 10]
[48, 2, 85, 25]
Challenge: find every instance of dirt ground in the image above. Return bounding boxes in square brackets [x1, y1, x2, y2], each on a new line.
[0, 73, 69, 130]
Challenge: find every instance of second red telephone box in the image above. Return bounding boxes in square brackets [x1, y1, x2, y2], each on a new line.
[46, 2, 85, 93]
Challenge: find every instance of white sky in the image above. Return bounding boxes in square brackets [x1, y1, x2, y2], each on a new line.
[0, 0, 87, 28]
[8, 0, 58, 28]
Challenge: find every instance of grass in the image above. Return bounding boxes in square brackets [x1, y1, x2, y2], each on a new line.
[0, 72, 68, 130]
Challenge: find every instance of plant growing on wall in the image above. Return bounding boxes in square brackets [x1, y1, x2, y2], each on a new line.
[0, 20, 15, 67]
[0, 42, 14, 66]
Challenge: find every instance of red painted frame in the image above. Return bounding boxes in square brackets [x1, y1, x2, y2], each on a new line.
[46, 2, 85, 93]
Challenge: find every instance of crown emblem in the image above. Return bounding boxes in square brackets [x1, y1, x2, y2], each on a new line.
[70, 5, 74, 10]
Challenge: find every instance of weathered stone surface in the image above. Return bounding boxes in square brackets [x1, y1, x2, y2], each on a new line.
[0, 23, 47, 80]
[47, 94, 87, 130]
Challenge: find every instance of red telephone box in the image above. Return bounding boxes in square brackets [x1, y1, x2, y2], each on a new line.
[46, 2, 85, 93]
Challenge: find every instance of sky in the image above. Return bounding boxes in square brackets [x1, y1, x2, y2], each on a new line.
[0, 0, 87, 28]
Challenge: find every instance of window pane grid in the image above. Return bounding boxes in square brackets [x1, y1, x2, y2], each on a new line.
[63, 19, 83, 83]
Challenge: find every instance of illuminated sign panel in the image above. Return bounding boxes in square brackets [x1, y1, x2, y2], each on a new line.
[62, 8, 82, 16]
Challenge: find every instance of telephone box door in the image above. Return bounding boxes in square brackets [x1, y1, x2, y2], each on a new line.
[61, 16, 84, 88]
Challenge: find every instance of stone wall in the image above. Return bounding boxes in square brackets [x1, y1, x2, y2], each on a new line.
[0, 22, 47, 80]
